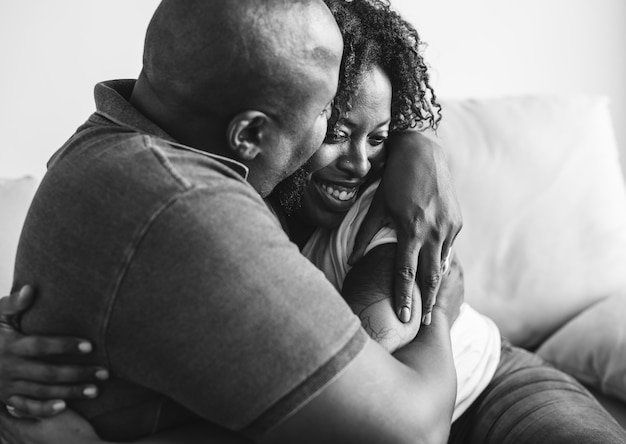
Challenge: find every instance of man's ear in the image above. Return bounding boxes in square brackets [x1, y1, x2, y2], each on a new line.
[226, 111, 271, 161]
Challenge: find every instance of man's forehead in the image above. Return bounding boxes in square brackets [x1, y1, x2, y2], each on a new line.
[285, 1, 343, 62]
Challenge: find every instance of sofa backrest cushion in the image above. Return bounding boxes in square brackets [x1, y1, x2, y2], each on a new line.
[438, 95, 626, 349]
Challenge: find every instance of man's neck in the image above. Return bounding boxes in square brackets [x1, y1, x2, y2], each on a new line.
[129, 76, 231, 158]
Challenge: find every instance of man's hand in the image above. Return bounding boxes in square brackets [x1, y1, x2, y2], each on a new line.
[349, 130, 462, 325]
[0, 286, 108, 418]
[0, 408, 102, 444]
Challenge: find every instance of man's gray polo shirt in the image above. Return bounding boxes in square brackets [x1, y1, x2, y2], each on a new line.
[14, 80, 368, 440]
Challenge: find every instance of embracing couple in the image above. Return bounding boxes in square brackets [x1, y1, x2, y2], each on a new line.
[0, 1, 624, 443]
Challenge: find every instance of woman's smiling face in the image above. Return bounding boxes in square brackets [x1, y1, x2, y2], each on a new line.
[297, 65, 392, 229]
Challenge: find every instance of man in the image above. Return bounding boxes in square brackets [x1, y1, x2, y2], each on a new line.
[7, 1, 460, 443]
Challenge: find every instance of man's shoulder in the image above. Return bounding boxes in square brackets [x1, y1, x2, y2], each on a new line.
[48, 124, 253, 201]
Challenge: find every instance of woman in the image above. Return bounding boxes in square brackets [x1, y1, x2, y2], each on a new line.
[2, 0, 625, 443]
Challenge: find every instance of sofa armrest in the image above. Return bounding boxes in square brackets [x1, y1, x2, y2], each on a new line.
[0, 177, 39, 292]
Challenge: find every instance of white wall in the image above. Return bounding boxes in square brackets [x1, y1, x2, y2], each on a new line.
[394, 0, 626, 176]
[1, 0, 624, 179]
[0, 1, 160, 179]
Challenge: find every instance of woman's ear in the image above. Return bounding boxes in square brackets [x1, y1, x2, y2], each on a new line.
[226, 111, 270, 161]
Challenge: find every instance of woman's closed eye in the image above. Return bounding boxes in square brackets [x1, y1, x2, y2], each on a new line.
[369, 134, 388, 146]
[324, 130, 350, 144]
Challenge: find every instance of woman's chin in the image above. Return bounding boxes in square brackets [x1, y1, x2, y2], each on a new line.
[299, 189, 351, 230]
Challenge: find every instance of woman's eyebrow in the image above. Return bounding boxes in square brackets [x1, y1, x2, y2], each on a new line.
[337, 117, 357, 130]
[337, 117, 391, 130]
[377, 118, 392, 129]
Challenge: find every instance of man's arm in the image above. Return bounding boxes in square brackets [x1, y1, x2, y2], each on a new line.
[0, 245, 460, 444]
[4, 186, 458, 443]
[0, 274, 457, 444]
[107, 188, 458, 444]
[263, 313, 456, 444]
[263, 245, 459, 444]
[0, 409, 252, 444]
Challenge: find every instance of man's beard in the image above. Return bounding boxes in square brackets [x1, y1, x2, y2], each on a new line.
[271, 165, 310, 215]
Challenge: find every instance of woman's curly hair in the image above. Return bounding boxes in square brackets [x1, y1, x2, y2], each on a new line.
[324, 0, 441, 132]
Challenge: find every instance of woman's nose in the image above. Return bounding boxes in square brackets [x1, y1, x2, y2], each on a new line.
[338, 139, 370, 178]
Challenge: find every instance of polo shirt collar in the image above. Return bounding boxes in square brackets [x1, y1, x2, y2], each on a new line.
[93, 79, 249, 179]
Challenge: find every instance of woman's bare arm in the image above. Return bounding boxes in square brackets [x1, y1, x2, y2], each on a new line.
[343, 243, 463, 352]
[343, 244, 422, 353]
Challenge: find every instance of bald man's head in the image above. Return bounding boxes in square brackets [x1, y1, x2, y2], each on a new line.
[133, 0, 343, 195]
[141, 0, 335, 117]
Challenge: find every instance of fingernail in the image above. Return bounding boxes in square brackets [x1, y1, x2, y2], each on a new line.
[78, 342, 92, 353]
[18, 286, 30, 298]
[423, 313, 432, 326]
[83, 386, 97, 398]
[52, 400, 66, 412]
[399, 306, 410, 323]
[95, 369, 109, 380]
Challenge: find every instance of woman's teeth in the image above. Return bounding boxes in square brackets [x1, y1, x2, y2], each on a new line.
[320, 183, 357, 201]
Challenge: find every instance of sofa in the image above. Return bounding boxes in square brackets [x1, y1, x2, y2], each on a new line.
[1, 95, 625, 428]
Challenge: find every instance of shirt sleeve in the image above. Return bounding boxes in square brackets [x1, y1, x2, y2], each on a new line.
[105, 182, 368, 437]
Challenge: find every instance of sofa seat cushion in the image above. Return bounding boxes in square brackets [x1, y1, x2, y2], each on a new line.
[537, 290, 626, 403]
